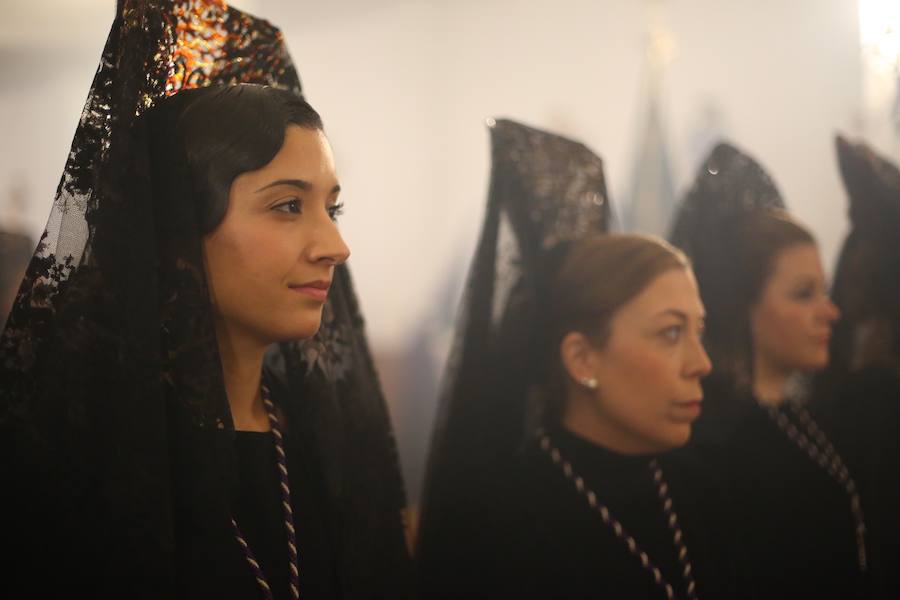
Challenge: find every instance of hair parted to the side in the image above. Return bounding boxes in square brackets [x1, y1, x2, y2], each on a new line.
[537, 233, 690, 421]
[704, 209, 816, 388]
[147, 84, 323, 234]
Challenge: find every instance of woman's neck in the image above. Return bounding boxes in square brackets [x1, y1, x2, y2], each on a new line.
[215, 320, 270, 432]
[752, 354, 794, 406]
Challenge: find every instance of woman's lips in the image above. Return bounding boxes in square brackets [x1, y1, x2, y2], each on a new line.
[289, 280, 331, 302]
[671, 400, 702, 421]
[814, 333, 831, 345]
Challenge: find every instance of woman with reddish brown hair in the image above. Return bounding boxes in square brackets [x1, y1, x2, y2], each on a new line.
[671, 142, 878, 598]
[421, 231, 739, 599]
[418, 120, 736, 599]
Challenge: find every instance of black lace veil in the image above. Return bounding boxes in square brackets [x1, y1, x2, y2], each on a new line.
[831, 135, 900, 378]
[0, 1, 408, 595]
[668, 142, 786, 389]
[416, 118, 611, 565]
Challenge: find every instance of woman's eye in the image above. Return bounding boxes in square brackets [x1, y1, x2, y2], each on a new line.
[272, 198, 302, 214]
[661, 326, 682, 343]
[328, 202, 345, 222]
[791, 286, 816, 301]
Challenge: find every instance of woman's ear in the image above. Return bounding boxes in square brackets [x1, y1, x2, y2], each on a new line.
[559, 331, 599, 389]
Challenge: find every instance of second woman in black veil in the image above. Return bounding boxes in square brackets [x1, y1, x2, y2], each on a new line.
[418, 119, 737, 598]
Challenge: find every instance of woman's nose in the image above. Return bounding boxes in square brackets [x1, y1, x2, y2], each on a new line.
[308, 219, 351, 266]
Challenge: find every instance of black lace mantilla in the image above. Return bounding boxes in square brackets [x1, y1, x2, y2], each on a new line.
[417, 118, 612, 570]
[2, 0, 303, 427]
[830, 135, 900, 377]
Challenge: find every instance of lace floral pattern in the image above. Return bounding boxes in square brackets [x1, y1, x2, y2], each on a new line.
[419, 119, 611, 561]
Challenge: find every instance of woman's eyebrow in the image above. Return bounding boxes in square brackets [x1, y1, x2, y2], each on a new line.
[654, 309, 688, 322]
[255, 179, 342, 195]
[255, 178, 312, 193]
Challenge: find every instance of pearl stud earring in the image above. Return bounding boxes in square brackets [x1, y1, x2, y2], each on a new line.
[580, 377, 598, 390]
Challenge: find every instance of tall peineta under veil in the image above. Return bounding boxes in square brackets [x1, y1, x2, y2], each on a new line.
[417, 118, 611, 568]
[668, 141, 786, 389]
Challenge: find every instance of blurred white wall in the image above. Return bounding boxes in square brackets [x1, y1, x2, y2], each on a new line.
[2, 0, 894, 502]
[275, 0, 866, 344]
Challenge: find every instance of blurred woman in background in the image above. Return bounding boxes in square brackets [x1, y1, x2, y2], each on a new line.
[671, 141, 876, 599]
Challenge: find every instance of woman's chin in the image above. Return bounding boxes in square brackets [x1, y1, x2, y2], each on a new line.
[272, 315, 324, 343]
[652, 423, 692, 452]
[804, 350, 830, 371]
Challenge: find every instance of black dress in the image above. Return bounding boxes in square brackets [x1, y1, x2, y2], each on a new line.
[816, 368, 900, 599]
[422, 425, 737, 599]
[691, 378, 873, 599]
[172, 423, 341, 599]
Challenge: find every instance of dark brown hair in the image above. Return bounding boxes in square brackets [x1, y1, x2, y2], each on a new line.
[147, 84, 323, 234]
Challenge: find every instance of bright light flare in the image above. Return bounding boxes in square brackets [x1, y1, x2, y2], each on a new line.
[859, 0, 900, 74]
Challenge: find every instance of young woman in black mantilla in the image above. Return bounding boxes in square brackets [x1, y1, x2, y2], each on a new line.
[669, 141, 880, 599]
[0, 2, 410, 598]
[417, 119, 737, 599]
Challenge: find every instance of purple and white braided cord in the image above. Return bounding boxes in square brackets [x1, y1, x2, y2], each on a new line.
[764, 402, 867, 572]
[539, 431, 698, 600]
[232, 383, 301, 599]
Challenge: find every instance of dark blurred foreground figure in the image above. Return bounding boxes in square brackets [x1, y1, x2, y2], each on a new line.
[671, 141, 886, 599]
[831, 136, 900, 379]
[418, 120, 737, 599]
[824, 135, 900, 598]
[0, 2, 410, 598]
